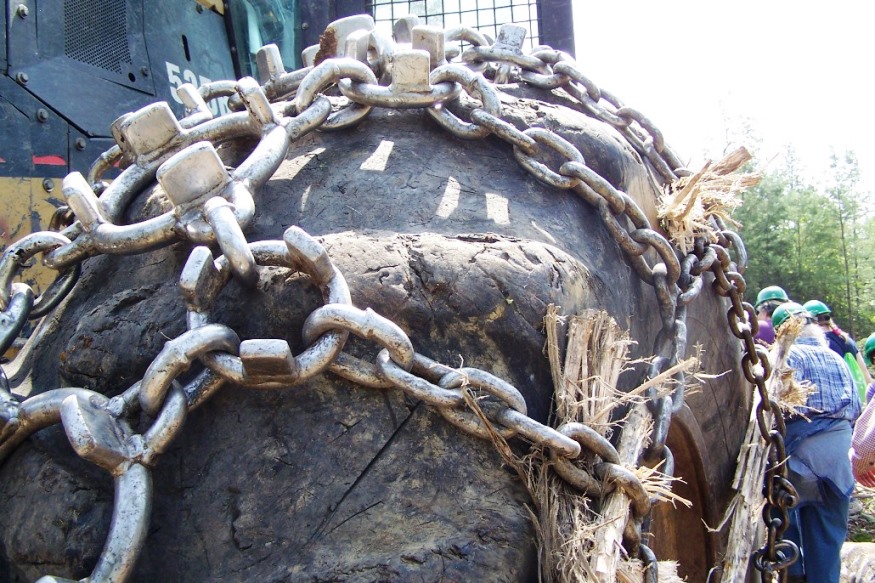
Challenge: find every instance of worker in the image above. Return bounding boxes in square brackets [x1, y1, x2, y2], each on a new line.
[851, 335, 875, 486]
[753, 285, 789, 346]
[772, 302, 861, 583]
[862, 332, 875, 402]
[851, 389, 875, 487]
[803, 299, 872, 402]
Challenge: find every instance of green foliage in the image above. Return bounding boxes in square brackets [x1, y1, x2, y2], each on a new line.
[733, 149, 875, 339]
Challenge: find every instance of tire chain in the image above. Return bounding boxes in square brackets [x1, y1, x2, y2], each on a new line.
[0, 15, 796, 582]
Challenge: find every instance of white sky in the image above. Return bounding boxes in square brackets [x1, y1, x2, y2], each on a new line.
[571, 0, 875, 192]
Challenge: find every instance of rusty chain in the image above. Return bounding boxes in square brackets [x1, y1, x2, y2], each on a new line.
[0, 14, 795, 582]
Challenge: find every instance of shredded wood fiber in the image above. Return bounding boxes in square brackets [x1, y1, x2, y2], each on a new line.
[659, 146, 761, 254]
[502, 307, 693, 582]
[771, 316, 816, 412]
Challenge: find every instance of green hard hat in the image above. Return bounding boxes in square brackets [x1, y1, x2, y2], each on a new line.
[755, 286, 789, 309]
[772, 301, 811, 329]
[802, 300, 831, 317]
[864, 333, 875, 364]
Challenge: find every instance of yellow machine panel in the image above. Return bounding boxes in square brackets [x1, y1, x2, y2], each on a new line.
[0, 176, 64, 294]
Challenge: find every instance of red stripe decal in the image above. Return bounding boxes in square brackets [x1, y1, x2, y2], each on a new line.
[33, 155, 67, 166]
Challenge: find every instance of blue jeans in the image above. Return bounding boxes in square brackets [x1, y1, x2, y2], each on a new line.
[785, 479, 850, 581]
[783, 418, 853, 582]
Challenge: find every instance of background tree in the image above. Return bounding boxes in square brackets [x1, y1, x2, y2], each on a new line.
[826, 151, 866, 336]
[731, 170, 795, 298]
[732, 148, 875, 339]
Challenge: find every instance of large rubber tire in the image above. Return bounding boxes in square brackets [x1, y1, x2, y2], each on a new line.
[0, 88, 749, 582]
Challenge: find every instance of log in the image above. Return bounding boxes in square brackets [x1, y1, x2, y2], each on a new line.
[591, 400, 651, 582]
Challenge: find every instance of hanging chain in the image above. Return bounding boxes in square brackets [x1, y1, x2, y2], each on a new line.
[707, 228, 801, 578]
[0, 14, 795, 582]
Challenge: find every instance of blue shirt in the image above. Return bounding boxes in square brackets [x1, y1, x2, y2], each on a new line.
[787, 336, 862, 421]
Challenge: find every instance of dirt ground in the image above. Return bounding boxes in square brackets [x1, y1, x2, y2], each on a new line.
[849, 484, 875, 542]
[843, 487, 875, 582]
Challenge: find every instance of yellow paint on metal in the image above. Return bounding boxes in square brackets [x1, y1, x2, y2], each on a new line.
[196, 0, 225, 15]
[0, 176, 65, 295]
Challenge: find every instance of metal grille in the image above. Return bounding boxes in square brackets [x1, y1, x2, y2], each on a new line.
[368, 0, 540, 51]
[64, 0, 131, 74]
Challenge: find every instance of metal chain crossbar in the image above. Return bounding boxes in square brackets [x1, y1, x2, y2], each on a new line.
[0, 14, 796, 582]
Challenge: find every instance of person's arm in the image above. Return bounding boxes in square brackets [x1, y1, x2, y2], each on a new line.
[856, 351, 874, 385]
[851, 396, 875, 487]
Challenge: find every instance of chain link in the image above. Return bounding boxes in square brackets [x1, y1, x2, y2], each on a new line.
[0, 284, 33, 354]
[0, 15, 792, 582]
[704, 244, 799, 578]
[0, 323, 251, 582]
